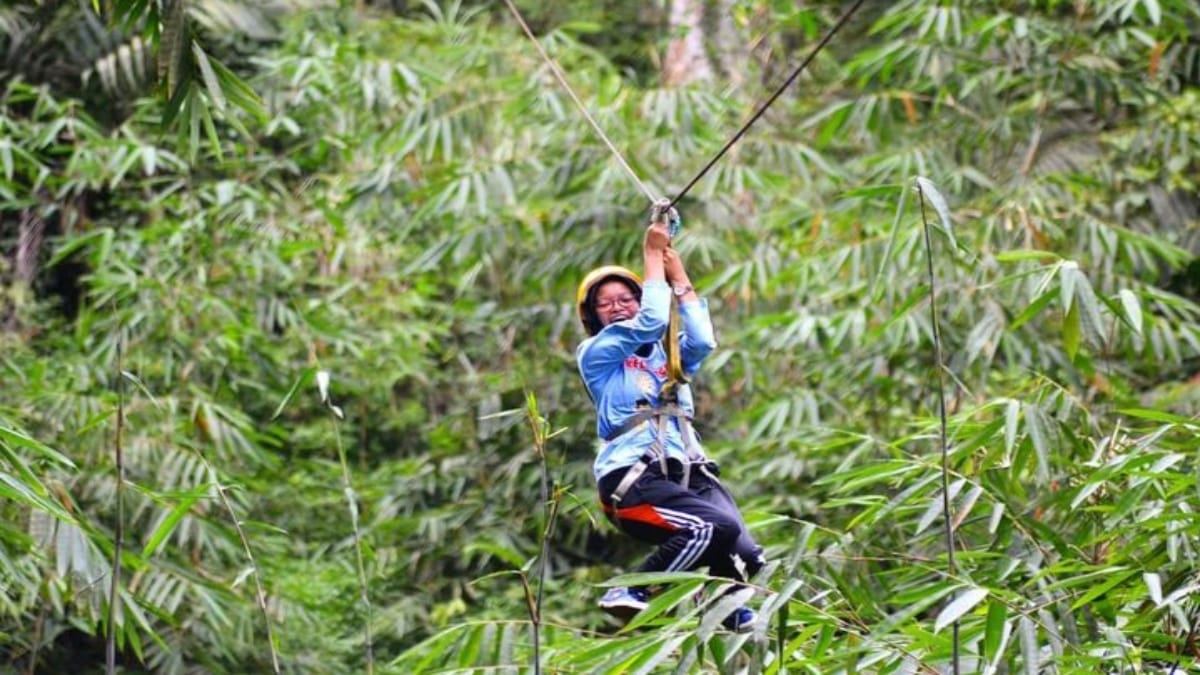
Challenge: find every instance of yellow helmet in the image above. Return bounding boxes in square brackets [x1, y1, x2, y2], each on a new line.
[576, 265, 642, 336]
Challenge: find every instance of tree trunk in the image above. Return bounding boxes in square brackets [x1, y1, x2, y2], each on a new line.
[16, 209, 44, 286]
[663, 0, 713, 87]
[709, 0, 746, 86]
[2, 209, 44, 331]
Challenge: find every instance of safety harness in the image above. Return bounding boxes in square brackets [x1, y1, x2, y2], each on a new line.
[606, 202, 716, 507]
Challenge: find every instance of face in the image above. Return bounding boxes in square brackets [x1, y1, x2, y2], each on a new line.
[593, 280, 640, 327]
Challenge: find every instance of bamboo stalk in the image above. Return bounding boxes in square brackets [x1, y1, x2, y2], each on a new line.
[106, 332, 125, 675]
[206, 465, 282, 674]
[917, 180, 958, 675]
[523, 392, 562, 675]
[319, 370, 374, 674]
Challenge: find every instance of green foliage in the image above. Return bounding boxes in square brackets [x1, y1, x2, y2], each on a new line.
[1, 0, 1198, 672]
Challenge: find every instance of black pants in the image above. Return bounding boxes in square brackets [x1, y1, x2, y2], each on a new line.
[598, 460, 765, 583]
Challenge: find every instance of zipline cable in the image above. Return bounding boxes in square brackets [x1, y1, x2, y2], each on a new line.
[667, 0, 868, 208]
[502, 0, 659, 204]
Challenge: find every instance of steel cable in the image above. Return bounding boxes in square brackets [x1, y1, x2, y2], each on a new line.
[667, 0, 867, 208]
[502, 0, 659, 204]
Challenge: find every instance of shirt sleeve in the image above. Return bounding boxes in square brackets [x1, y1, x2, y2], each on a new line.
[676, 297, 717, 375]
[577, 280, 671, 388]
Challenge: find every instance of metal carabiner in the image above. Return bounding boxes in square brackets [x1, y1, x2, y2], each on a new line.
[650, 198, 682, 238]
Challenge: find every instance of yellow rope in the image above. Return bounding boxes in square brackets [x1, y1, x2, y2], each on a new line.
[660, 291, 690, 405]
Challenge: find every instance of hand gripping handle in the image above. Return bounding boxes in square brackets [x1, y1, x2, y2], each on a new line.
[651, 198, 682, 238]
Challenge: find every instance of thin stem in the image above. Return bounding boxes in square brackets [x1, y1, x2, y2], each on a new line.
[1168, 604, 1200, 675]
[25, 607, 45, 675]
[314, 370, 373, 671]
[918, 181, 958, 675]
[333, 420, 374, 675]
[523, 392, 556, 675]
[106, 332, 125, 675]
[207, 469, 281, 674]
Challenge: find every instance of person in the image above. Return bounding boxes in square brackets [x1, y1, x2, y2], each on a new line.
[575, 218, 766, 633]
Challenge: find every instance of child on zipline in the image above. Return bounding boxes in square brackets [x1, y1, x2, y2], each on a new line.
[575, 216, 765, 633]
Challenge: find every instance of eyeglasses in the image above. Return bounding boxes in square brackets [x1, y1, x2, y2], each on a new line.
[595, 294, 638, 312]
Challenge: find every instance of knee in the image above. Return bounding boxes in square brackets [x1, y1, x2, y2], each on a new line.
[743, 546, 766, 576]
[708, 516, 741, 549]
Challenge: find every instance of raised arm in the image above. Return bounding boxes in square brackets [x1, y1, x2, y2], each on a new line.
[577, 221, 674, 373]
[665, 246, 717, 373]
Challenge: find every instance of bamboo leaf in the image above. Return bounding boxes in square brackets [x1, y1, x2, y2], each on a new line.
[915, 176, 957, 249]
[1064, 301, 1081, 358]
[1144, 572, 1163, 606]
[1024, 404, 1052, 484]
[1060, 261, 1078, 314]
[1072, 270, 1105, 346]
[988, 502, 1006, 533]
[0, 426, 76, 469]
[841, 183, 902, 200]
[0, 473, 76, 525]
[1144, 0, 1161, 24]
[952, 484, 984, 531]
[916, 478, 964, 535]
[995, 250, 1061, 263]
[191, 43, 227, 112]
[1070, 569, 1138, 609]
[1070, 478, 1105, 509]
[934, 587, 988, 633]
[1019, 616, 1038, 675]
[1009, 290, 1055, 330]
[1118, 289, 1143, 336]
[272, 367, 316, 419]
[1004, 399, 1020, 461]
[1117, 408, 1191, 424]
[142, 487, 208, 557]
[984, 598, 1008, 662]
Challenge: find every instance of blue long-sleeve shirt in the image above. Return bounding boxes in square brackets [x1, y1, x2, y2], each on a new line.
[576, 280, 718, 480]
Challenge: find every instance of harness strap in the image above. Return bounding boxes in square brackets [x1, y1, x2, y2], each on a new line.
[602, 403, 693, 442]
[653, 413, 669, 475]
[679, 415, 694, 489]
[603, 401, 711, 498]
[660, 298, 689, 405]
[652, 200, 690, 406]
[609, 456, 651, 505]
[602, 410, 653, 442]
[607, 453, 721, 506]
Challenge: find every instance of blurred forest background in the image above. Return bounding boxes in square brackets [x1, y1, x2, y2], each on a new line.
[1, 0, 1198, 672]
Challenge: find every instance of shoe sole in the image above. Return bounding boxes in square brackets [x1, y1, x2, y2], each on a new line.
[599, 602, 646, 622]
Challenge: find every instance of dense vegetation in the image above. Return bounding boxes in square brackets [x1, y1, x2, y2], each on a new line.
[1, 1, 1198, 672]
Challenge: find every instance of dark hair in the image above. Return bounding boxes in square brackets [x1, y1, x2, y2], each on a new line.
[582, 275, 642, 335]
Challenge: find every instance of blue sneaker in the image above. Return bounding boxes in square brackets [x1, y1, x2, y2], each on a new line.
[722, 606, 756, 633]
[599, 587, 650, 621]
